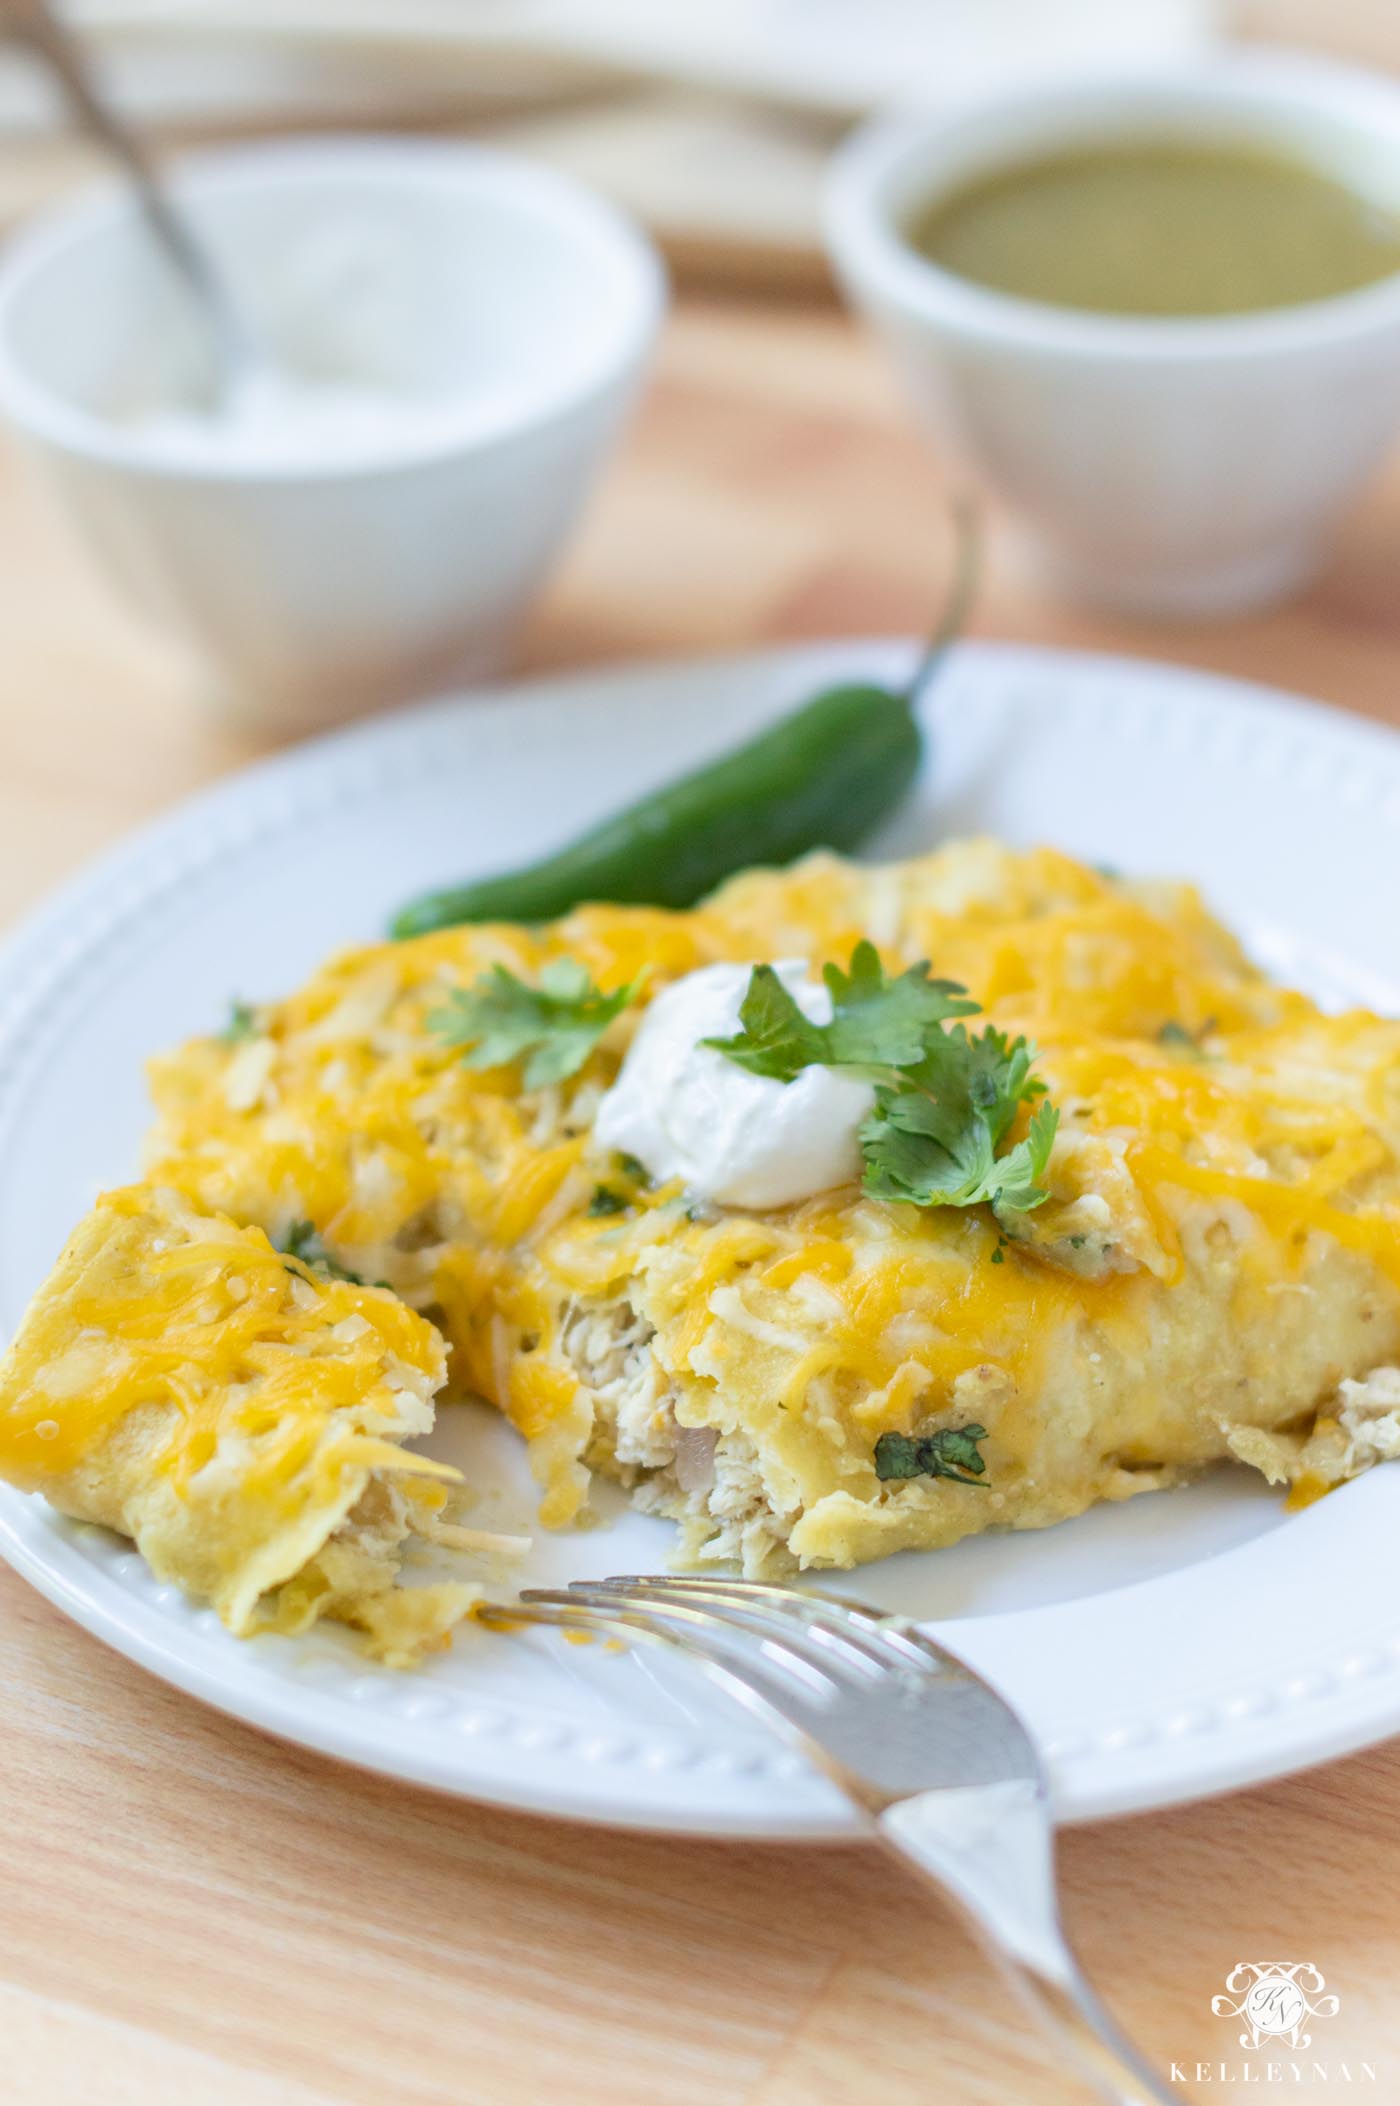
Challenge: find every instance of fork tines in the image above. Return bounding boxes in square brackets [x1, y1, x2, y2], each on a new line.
[518, 1573, 948, 1694]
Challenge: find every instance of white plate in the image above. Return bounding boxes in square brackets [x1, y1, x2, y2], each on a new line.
[1, 641, 1399, 1837]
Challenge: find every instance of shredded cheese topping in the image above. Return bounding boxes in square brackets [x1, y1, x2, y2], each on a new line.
[132, 844, 1400, 1517]
[0, 1186, 450, 1503]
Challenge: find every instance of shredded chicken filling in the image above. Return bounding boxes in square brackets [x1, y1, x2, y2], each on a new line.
[564, 1292, 794, 1571]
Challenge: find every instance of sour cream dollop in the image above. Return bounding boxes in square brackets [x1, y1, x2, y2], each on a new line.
[593, 961, 875, 1209]
[127, 365, 430, 467]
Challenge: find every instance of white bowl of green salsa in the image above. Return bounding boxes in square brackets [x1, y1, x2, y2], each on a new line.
[826, 53, 1400, 616]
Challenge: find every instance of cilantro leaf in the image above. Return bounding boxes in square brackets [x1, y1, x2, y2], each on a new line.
[218, 998, 259, 1045]
[707, 945, 1057, 1215]
[700, 964, 828, 1079]
[874, 1423, 989, 1486]
[428, 958, 641, 1090]
[278, 1220, 369, 1286]
[588, 1185, 628, 1217]
[1157, 1017, 1215, 1060]
[983, 1099, 1060, 1212]
[862, 1041, 1058, 1212]
[702, 940, 976, 1080]
[820, 942, 980, 1067]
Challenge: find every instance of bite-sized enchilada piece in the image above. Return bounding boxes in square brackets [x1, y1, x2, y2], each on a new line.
[0, 1185, 483, 1661]
[139, 841, 1400, 1578]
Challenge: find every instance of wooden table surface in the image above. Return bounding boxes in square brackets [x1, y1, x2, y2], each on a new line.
[7, 190, 1400, 2106]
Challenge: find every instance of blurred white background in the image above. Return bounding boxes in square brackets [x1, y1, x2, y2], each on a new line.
[0, 0, 1223, 288]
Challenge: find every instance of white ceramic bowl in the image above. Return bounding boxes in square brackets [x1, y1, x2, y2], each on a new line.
[0, 138, 665, 732]
[826, 54, 1400, 617]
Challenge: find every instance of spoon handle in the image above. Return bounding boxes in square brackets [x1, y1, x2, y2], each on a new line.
[3, 0, 259, 396]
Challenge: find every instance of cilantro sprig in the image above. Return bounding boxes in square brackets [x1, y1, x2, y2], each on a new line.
[217, 997, 259, 1046]
[705, 941, 1058, 1214]
[861, 1037, 1059, 1211]
[1157, 1017, 1215, 1061]
[874, 1424, 989, 1487]
[706, 945, 979, 1077]
[428, 959, 641, 1089]
[278, 1220, 371, 1286]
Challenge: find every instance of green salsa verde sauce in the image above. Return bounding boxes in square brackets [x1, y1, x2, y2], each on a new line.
[906, 137, 1400, 317]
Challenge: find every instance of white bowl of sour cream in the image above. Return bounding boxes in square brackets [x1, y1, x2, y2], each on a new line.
[0, 138, 665, 732]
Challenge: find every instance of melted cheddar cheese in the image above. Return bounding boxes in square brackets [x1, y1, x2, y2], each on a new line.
[130, 842, 1400, 1573]
[0, 1185, 478, 1656]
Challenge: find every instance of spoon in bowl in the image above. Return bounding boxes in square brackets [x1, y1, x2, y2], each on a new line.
[3, 0, 265, 409]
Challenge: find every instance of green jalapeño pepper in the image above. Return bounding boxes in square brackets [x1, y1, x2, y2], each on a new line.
[391, 507, 976, 939]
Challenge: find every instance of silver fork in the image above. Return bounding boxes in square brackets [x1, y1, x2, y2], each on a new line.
[492, 1574, 1182, 2106]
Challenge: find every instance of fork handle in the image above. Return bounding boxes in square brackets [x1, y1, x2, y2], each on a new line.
[879, 1790, 1183, 2105]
